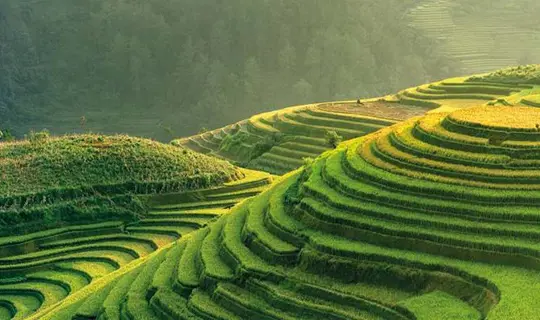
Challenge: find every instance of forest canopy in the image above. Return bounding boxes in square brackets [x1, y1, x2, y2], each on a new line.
[0, 0, 458, 140]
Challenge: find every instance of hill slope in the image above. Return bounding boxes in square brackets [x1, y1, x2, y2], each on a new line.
[0, 134, 273, 320]
[0, 169, 273, 320]
[5, 66, 540, 319]
[41, 104, 540, 320]
[0, 134, 240, 233]
[0, 0, 456, 140]
[177, 67, 540, 174]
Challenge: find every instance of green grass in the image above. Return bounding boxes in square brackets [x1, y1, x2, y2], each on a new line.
[0, 167, 272, 319]
[398, 291, 481, 320]
[0, 134, 237, 197]
[246, 279, 380, 320]
[174, 229, 209, 295]
[124, 247, 169, 319]
[199, 216, 235, 283]
[0, 294, 41, 320]
[244, 187, 300, 264]
[101, 266, 142, 319]
[175, 103, 401, 174]
[72, 278, 118, 319]
[188, 288, 242, 320]
[0, 134, 240, 234]
[122, 102, 540, 319]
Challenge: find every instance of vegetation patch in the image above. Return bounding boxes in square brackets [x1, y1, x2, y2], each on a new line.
[469, 65, 540, 85]
[0, 134, 237, 197]
[448, 106, 540, 131]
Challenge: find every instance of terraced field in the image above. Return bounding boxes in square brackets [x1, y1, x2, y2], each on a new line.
[6, 66, 540, 319]
[0, 169, 272, 320]
[407, 0, 540, 74]
[178, 73, 540, 175]
[396, 77, 538, 111]
[174, 103, 411, 175]
[38, 104, 540, 319]
[522, 95, 540, 107]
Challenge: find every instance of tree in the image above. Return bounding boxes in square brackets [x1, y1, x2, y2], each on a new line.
[325, 130, 342, 149]
[293, 79, 313, 102]
[278, 42, 296, 73]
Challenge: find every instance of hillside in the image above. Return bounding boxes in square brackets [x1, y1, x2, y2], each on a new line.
[0, 134, 274, 319]
[0, 134, 241, 233]
[0, 0, 456, 140]
[0, 169, 273, 320]
[3, 66, 540, 319]
[177, 67, 540, 174]
[407, 0, 540, 73]
[7, 66, 538, 320]
[35, 104, 540, 320]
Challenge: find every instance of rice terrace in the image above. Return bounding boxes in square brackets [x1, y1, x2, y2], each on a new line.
[2, 0, 540, 318]
[1, 63, 540, 319]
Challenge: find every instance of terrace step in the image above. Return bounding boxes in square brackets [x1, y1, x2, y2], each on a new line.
[0, 293, 41, 319]
[212, 282, 309, 320]
[187, 289, 241, 320]
[126, 225, 198, 237]
[174, 229, 210, 297]
[199, 217, 234, 286]
[150, 287, 202, 320]
[152, 199, 240, 211]
[245, 279, 383, 320]
[124, 248, 169, 320]
[278, 141, 329, 155]
[267, 146, 317, 160]
[244, 189, 301, 265]
[101, 267, 143, 319]
[399, 291, 481, 320]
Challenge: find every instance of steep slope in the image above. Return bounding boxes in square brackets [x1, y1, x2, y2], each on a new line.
[43, 104, 540, 319]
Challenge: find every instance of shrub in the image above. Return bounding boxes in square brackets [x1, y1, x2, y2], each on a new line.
[249, 132, 284, 161]
[487, 132, 509, 146]
[325, 130, 342, 149]
[26, 129, 50, 144]
[199, 127, 209, 134]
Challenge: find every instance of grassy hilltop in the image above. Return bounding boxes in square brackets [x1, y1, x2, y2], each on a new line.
[0, 134, 242, 233]
[0, 134, 237, 196]
[3, 65, 540, 319]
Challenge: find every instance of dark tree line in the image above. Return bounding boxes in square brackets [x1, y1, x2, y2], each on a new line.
[0, 0, 459, 140]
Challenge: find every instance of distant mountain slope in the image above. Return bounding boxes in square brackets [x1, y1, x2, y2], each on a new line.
[0, 0, 456, 140]
[408, 0, 540, 74]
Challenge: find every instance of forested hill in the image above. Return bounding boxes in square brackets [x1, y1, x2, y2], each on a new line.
[0, 0, 458, 140]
